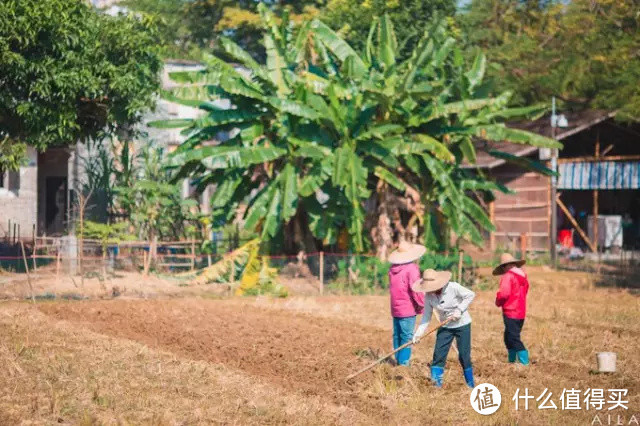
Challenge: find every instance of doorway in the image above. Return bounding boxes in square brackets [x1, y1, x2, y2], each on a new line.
[45, 177, 67, 235]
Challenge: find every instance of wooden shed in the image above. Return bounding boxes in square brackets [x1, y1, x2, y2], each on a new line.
[464, 110, 640, 254]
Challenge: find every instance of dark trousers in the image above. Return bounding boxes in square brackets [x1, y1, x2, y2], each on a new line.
[432, 324, 472, 369]
[503, 314, 526, 352]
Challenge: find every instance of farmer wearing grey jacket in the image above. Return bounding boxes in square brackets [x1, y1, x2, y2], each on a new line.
[411, 269, 476, 388]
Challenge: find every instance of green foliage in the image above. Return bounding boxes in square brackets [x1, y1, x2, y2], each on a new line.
[332, 256, 390, 294]
[83, 221, 134, 250]
[0, 137, 27, 171]
[418, 252, 472, 272]
[157, 9, 560, 253]
[119, 0, 200, 59]
[0, 0, 162, 169]
[458, 0, 640, 117]
[115, 145, 197, 241]
[329, 251, 473, 294]
[323, 0, 456, 62]
[122, 0, 324, 59]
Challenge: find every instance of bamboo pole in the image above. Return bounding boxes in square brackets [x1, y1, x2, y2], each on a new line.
[319, 251, 324, 295]
[20, 241, 35, 303]
[556, 196, 597, 252]
[32, 239, 37, 271]
[489, 201, 495, 251]
[547, 173, 552, 254]
[520, 233, 527, 260]
[593, 189, 599, 251]
[594, 132, 600, 255]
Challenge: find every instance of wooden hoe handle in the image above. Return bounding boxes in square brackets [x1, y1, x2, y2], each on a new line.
[345, 318, 452, 382]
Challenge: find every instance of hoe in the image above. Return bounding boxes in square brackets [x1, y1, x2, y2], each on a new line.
[345, 318, 452, 382]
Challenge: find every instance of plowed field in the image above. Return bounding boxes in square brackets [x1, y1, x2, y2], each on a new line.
[39, 299, 396, 417]
[1, 268, 639, 425]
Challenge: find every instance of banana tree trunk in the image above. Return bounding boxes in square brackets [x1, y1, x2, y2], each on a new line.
[284, 207, 318, 255]
[372, 183, 394, 261]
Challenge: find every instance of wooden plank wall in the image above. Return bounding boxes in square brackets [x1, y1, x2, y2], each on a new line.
[489, 164, 551, 252]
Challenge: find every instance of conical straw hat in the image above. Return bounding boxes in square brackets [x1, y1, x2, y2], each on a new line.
[388, 241, 427, 265]
[492, 252, 526, 276]
[411, 268, 452, 293]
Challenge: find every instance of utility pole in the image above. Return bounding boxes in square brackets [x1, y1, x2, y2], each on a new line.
[550, 97, 558, 268]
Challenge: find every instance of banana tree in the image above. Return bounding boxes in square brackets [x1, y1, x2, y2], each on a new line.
[150, 7, 561, 257]
[306, 16, 560, 255]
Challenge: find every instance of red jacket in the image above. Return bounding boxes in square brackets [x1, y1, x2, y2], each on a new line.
[495, 269, 529, 319]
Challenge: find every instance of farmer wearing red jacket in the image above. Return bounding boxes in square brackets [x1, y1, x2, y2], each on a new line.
[494, 253, 530, 365]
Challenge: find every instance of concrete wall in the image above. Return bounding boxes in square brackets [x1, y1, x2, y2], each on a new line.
[0, 147, 38, 240]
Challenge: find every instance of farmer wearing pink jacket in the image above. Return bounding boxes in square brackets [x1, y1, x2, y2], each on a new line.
[494, 253, 530, 365]
[387, 241, 426, 366]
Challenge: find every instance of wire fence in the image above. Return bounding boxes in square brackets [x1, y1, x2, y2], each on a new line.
[2, 237, 639, 296]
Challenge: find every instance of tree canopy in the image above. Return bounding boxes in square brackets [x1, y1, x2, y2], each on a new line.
[322, 0, 457, 62]
[458, 0, 640, 118]
[0, 0, 162, 170]
[121, 0, 325, 59]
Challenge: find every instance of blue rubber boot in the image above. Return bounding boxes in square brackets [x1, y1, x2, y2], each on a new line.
[508, 350, 517, 363]
[463, 367, 475, 388]
[517, 350, 530, 366]
[430, 366, 444, 388]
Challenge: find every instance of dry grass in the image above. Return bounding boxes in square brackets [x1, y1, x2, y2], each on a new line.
[0, 267, 639, 425]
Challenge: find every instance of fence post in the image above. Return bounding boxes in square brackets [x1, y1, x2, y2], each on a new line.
[56, 249, 61, 280]
[20, 241, 35, 303]
[229, 257, 235, 285]
[520, 233, 527, 261]
[374, 262, 378, 288]
[319, 251, 324, 295]
[143, 250, 149, 276]
[190, 240, 196, 271]
[32, 238, 37, 272]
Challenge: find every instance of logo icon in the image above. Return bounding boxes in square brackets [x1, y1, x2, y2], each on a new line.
[470, 383, 502, 415]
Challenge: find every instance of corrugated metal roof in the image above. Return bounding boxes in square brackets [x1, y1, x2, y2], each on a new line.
[558, 161, 640, 190]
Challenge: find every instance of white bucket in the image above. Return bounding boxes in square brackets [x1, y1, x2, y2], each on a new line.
[596, 352, 617, 373]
